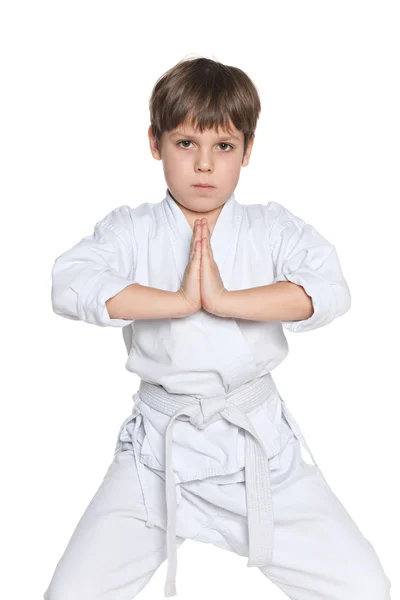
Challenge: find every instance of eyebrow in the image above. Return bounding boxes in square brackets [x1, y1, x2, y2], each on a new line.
[171, 130, 241, 142]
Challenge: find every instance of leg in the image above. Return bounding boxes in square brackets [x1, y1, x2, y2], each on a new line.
[188, 407, 392, 600]
[258, 414, 392, 600]
[43, 449, 186, 600]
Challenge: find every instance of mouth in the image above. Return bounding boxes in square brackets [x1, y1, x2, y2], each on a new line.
[194, 184, 215, 188]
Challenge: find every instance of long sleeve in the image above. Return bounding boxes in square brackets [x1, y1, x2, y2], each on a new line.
[51, 205, 138, 327]
[267, 201, 351, 333]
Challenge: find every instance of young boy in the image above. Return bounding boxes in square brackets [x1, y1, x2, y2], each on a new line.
[44, 57, 391, 600]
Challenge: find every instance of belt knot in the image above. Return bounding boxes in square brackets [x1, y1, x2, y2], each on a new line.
[189, 395, 227, 429]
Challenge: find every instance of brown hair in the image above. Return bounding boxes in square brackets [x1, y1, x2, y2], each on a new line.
[149, 56, 261, 160]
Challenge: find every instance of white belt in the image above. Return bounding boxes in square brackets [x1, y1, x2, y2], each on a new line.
[136, 373, 289, 598]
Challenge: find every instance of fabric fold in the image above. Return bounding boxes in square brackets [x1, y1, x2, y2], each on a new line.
[137, 373, 281, 597]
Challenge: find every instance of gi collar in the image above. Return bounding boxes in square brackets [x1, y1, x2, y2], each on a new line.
[162, 187, 243, 285]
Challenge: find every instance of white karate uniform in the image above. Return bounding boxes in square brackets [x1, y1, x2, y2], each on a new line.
[44, 189, 391, 600]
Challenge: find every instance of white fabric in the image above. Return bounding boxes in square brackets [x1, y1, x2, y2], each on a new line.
[135, 373, 286, 596]
[45, 190, 389, 599]
[43, 397, 391, 600]
[51, 188, 352, 362]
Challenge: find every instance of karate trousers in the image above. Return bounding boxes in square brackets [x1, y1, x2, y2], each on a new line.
[43, 393, 392, 600]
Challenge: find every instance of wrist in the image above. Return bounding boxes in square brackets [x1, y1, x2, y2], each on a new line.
[175, 289, 199, 317]
[210, 287, 231, 318]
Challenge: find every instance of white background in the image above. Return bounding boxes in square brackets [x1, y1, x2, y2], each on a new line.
[1, 1, 399, 598]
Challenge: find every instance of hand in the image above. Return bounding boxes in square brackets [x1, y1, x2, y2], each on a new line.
[177, 220, 202, 315]
[199, 218, 228, 315]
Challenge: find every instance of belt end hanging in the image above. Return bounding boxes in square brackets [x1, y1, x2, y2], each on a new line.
[247, 546, 273, 568]
[164, 578, 178, 597]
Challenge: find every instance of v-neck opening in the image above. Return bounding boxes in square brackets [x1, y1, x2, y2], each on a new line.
[165, 188, 234, 240]
[161, 187, 242, 284]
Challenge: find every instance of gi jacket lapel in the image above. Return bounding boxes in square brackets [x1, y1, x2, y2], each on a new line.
[161, 188, 242, 286]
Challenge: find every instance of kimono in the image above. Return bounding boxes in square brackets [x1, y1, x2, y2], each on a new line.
[44, 189, 391, 600]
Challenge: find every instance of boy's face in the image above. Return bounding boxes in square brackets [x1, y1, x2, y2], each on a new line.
[148, 120, 254, 220]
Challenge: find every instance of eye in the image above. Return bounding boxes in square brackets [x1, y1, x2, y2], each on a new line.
[217, 143, 234, 152]
[176, 140, 234, 151]
[177, 140, 194, 149]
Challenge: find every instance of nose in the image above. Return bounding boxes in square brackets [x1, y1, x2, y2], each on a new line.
[195, 153, 213, 173]
[196, 163, 213, 173]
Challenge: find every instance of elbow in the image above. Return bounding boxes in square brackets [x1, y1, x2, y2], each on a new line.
[51, 283, 79, 320]
[334, 281, 352, 318]
[344, 287, 352, 314]
[51, 259, 80, 320]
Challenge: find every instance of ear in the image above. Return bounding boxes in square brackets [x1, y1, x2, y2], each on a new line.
[148, 126, 162, 160]
[241, 134, 255, 167]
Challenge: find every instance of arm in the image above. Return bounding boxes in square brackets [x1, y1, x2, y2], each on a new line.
[215, 281, 314, 321]
[217, 202, 351, 332]
[106, 283, 191, 320]
[51, 205, 190, 326]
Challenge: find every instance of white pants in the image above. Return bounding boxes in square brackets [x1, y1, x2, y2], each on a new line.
[43, 403, 391, 600]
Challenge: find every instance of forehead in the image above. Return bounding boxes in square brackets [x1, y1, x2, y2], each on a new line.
[170, 124, 242, 141]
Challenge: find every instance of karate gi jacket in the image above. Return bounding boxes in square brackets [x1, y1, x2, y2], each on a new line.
[51, 188, 351, 487]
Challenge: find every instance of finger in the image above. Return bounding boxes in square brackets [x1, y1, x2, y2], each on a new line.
[190, 237, 199, 261]
[200, 220, 211, 252]
[200, 226, 210, 259]
[203, 221, 214, 257]
[189, 221, 197, 248]
[191, 238, 203, 263]
[201, 236, 209, 261]
[200, 221, 208, 241]
[189, 221, 201, 259]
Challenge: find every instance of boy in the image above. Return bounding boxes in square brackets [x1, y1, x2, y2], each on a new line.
[44, 56, 391, 599]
